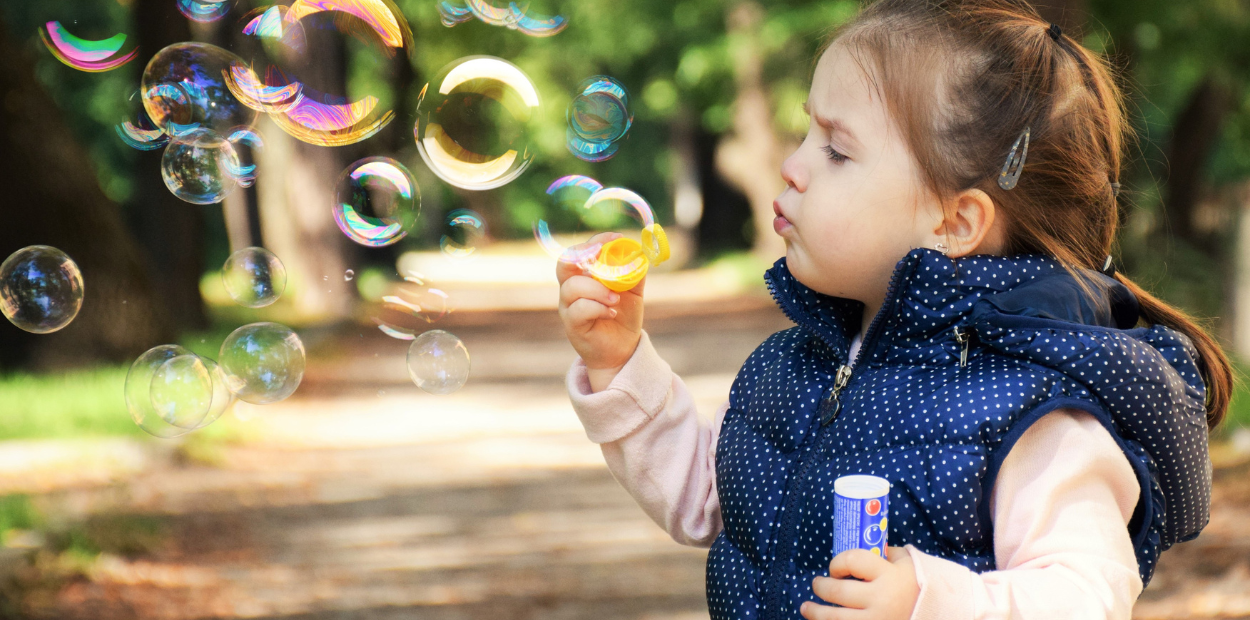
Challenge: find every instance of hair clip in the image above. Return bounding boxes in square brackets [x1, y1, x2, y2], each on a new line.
[998, 126, 1030, 191]
[1047, 23, 1062, 41]
[1101, 254, 1115, 277]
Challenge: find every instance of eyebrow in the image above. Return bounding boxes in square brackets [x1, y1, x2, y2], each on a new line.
[802, 100, 863, 149]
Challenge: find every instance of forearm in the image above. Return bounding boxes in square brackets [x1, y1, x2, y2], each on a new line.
[567, 330, 725, 547]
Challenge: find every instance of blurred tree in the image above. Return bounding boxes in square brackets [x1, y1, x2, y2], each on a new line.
[0, 13, 169, 369]
[130, 0, 209, 332]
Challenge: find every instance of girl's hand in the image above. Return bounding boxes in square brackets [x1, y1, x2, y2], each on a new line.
[557, 232, 645, 388]
[801, 545, 920, 620]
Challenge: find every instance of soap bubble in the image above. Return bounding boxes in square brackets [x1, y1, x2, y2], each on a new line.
[374, 271, 450, 340]
[219, 322, 305, 404]
[437, 1, 474, 26]
[116, 90, 169, 151]
[127, 346, 233, 437]
[177, 0, 232, 23]
[222, 247, 286, 308]
[234, 0, 411, 146]
[407, 330, 470, 394]
[0, 246, 84, 334]
[532, 175, 605, 263]
[440, 209, 486, 258]
[333, 157, 420, 247]
[439, 0, 568, 36]
[414, 56, 541, 191]
[149, 354, 213, 429]
[223, 128, 263, 187]
[161, 128, 241, 204]
[142, 42, 257, 139]
[344, 269, 355, 281]
[39, 21, 138, 73]
[567, 76, 633, 162]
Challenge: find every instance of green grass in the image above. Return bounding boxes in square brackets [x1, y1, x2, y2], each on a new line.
[0, 366, 138, 441]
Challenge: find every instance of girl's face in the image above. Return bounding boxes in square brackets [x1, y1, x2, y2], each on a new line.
[774, 43, 951, 314]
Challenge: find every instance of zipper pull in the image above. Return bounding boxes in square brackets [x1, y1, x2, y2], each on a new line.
[953, 326, 972, 368]
[819, 364, 853, 426]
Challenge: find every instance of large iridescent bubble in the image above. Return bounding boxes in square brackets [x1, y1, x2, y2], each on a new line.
[39, 21, 138, 73]
[219, 322, 305, 405]
[230, 0, 412, 146]
[141, 42, 257, 139]
[414, 56, 541, 191]
[0, 246, 84, 335]
[333, 157, 420, 247]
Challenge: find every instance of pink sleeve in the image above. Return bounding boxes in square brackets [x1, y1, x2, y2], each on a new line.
[904, 407, 1144, 620]
[566, 329, 725, 548]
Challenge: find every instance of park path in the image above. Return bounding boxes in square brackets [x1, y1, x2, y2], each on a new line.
[1, 297, 1248, 618]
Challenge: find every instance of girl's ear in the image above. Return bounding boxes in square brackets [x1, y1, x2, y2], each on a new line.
[932, 188, 1004, 257]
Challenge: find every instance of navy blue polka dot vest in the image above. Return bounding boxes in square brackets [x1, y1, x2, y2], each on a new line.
[707, 248, 1211, 620]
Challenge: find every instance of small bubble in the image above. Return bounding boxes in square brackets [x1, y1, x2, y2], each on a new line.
[345, 269, 355, 281]
[0, 245, 84, 334]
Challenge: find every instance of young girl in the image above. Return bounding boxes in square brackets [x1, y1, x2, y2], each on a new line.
[557, 0, 1233, 618]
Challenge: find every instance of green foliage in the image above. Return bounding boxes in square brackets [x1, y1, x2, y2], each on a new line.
[0, 495, 41, 544]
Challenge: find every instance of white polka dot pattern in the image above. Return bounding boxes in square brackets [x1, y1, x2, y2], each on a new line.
[706, 248, 1212, 620]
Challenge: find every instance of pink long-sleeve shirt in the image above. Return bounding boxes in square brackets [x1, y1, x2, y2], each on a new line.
[567, 330, 1144, 620]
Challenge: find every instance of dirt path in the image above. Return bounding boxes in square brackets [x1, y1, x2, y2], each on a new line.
[2, 299, 1248, 619]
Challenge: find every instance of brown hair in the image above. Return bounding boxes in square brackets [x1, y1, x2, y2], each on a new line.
[818, 0, 1232, 429]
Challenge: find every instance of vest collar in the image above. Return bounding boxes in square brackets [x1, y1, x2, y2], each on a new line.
[763, 247, 1141, 366]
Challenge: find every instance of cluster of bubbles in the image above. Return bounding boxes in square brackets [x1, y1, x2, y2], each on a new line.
[126, 322, 305, 438]
[567, 76, 633, 162]
[437, 0, 567, 37]
[0, 246, 84, 334]
[535, 175, 669, 292]
[27, 0, 672, 409]
[128, 42, 265, 204]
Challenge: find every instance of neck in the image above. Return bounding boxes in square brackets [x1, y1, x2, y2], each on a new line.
[859, 300, 878, 341]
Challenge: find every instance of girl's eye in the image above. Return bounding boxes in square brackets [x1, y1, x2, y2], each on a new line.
[821, 145, 848, 164]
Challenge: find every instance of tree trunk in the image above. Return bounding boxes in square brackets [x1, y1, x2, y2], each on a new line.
[252, 20, 354, 321]
[1163, 75, 1233, 250]
[0, 15, 169, 369]
[715, 1, 788, 263]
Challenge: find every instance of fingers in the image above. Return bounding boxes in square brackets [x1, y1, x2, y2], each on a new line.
[565, 297, 616, 327]
[560, 275, 620, 310]
[811, 575, 873, 610]
[554, 232, 623, 284]
[828, 549, 890, 582]
[799, 600, 860, 620]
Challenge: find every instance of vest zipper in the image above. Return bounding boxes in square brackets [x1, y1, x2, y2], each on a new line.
[953, 325, 972, 367]
[760, 258, 916, 620]
[818, 364, 853, 426]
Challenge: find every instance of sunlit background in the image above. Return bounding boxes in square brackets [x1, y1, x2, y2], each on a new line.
[1, 0, 1250, 617]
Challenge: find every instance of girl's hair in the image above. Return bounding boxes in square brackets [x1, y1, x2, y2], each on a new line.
[820, 0, 1232, 429]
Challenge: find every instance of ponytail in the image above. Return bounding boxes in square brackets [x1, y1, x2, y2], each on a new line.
[1113, 273, 1234, 430]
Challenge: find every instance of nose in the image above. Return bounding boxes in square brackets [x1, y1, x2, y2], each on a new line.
[780, 147, 806, 193]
